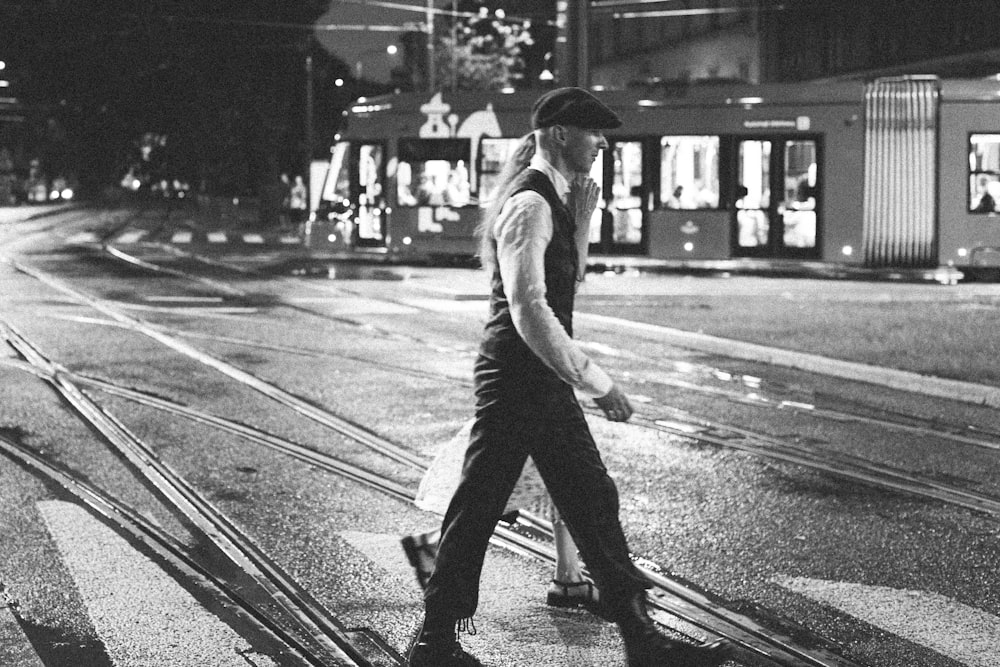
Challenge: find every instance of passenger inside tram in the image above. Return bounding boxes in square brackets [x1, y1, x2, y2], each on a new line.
[972, 176, 999, 213]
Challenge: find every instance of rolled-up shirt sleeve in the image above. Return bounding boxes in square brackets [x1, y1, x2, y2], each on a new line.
[494, 191, 613, 398]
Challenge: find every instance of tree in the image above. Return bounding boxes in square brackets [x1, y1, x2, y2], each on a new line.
[396, 1, 555, 92]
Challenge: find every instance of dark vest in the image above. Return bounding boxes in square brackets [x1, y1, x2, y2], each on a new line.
[479, 169, 578, 379]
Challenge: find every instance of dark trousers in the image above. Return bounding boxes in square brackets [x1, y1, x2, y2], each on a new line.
[423, 356, 650, 622]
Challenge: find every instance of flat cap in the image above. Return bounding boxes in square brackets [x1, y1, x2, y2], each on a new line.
[531, 86, 622, 130]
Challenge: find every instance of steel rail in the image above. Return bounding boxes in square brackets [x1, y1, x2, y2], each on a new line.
[32, 364, 859, 666]
[6, 257, 427, 470]
[634, 412, 1000, 518]
[0, 254, 949, 665]
[0, 433, 347, 667]
[105, 243, 1000, 454]
[0, 321, 374, 667]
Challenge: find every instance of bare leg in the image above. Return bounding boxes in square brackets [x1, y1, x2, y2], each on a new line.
[547, 510, 601, 608]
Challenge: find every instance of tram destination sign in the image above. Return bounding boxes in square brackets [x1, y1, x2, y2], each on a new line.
[743, 117, 811, 131]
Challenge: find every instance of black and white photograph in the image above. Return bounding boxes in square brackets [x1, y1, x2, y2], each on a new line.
[2, 2, 1000, 666]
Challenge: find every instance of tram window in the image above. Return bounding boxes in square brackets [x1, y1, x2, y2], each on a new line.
[660, 136, 720, 210]
[969, 134, 1000, 213]
[321, 141, 351, 205]
[782, 140, 817, 248]
[397, 138, 472, 207]
[478, 137, 522, 205]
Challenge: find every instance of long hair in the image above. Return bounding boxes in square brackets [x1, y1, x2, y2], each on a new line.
[475, 132, 536, 273]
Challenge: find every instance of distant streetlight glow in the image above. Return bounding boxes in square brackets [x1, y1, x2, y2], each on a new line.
[335, 78, 344, 86]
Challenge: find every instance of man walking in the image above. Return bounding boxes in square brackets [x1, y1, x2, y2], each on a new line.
[407, 87, 732, 667]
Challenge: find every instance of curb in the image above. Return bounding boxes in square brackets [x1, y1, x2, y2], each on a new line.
[578, 312, 1000, 409]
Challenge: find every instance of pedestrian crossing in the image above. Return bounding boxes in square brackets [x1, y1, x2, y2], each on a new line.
[105, 228, 304, 248]
[7, 500, 995, 666]
[33, 500, 276, 667]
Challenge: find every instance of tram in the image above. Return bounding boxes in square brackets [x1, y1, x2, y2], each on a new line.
[307, 76, 1000, 273]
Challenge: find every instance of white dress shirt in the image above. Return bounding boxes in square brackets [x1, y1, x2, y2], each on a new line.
[492, 155, 613, 398]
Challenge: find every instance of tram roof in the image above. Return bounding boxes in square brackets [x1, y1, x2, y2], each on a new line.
[346, 77, 1000, 122]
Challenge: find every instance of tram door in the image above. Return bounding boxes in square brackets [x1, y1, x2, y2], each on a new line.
[734, 138, 819, 258]
[353, 143, 386, 247]
[588, 140, 648, 254]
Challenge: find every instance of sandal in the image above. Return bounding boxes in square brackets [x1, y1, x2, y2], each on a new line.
[401, 533, 439, 590]
[546, 579, 609, 619]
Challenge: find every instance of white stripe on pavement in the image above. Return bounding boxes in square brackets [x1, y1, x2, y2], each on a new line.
[0, 597, 44, 667]
[113, 231, 148, 244]
[774, 575, 1000, 666]
[37, 500, 275, 667]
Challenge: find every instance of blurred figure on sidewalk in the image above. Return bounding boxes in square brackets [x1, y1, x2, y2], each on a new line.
[289, 174, 307, 232]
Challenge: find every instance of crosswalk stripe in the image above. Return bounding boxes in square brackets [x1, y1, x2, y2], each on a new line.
[37, 500, 275, 667]
[338, 530, 620, 665]
[113, 231, 147, 244]
[0, 597, 45, 667]
[775, 575, 1000, 666]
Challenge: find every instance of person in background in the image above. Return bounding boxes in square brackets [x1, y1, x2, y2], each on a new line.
[402, 419, 604, 616]
[405, 87, 732, 667]
[289, 174, 308, 229]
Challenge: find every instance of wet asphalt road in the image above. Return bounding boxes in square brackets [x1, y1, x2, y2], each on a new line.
[1, 205, 998, 667]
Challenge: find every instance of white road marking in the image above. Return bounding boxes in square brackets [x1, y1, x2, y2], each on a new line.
[64, 232, 101, 244]
[113, 231, 147, 244]
[338, 530, 622, 665]
[170, 231, 193, 244]
[1, 595, 45, 666]
[207, 232, 228, 243]
[37, 500, 275, 667]
[288, 297, 417, 314]
[142, 295, 225, 303]
[242, 234, 265, 244]
[775, 575, 1000, 666]
[115, 303, 259, 315]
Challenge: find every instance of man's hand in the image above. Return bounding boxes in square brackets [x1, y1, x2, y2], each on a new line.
[594, 384, 633, 422]
[569, 175, 600, 239]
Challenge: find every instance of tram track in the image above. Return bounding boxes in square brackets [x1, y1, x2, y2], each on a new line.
[0, 321, 380, 667]
[39, 302, 1000, 522]
[109, 241, 1000, 456]
[6, 243, 994, 666]
[0, 333, 857, 667]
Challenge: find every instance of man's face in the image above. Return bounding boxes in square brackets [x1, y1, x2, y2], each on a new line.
[558, 125, 609, 174]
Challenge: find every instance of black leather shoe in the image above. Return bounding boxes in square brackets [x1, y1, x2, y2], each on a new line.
[615, 593, 732, 667]
[407, 637, 483, 667]
[406, 622, 483, 667]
